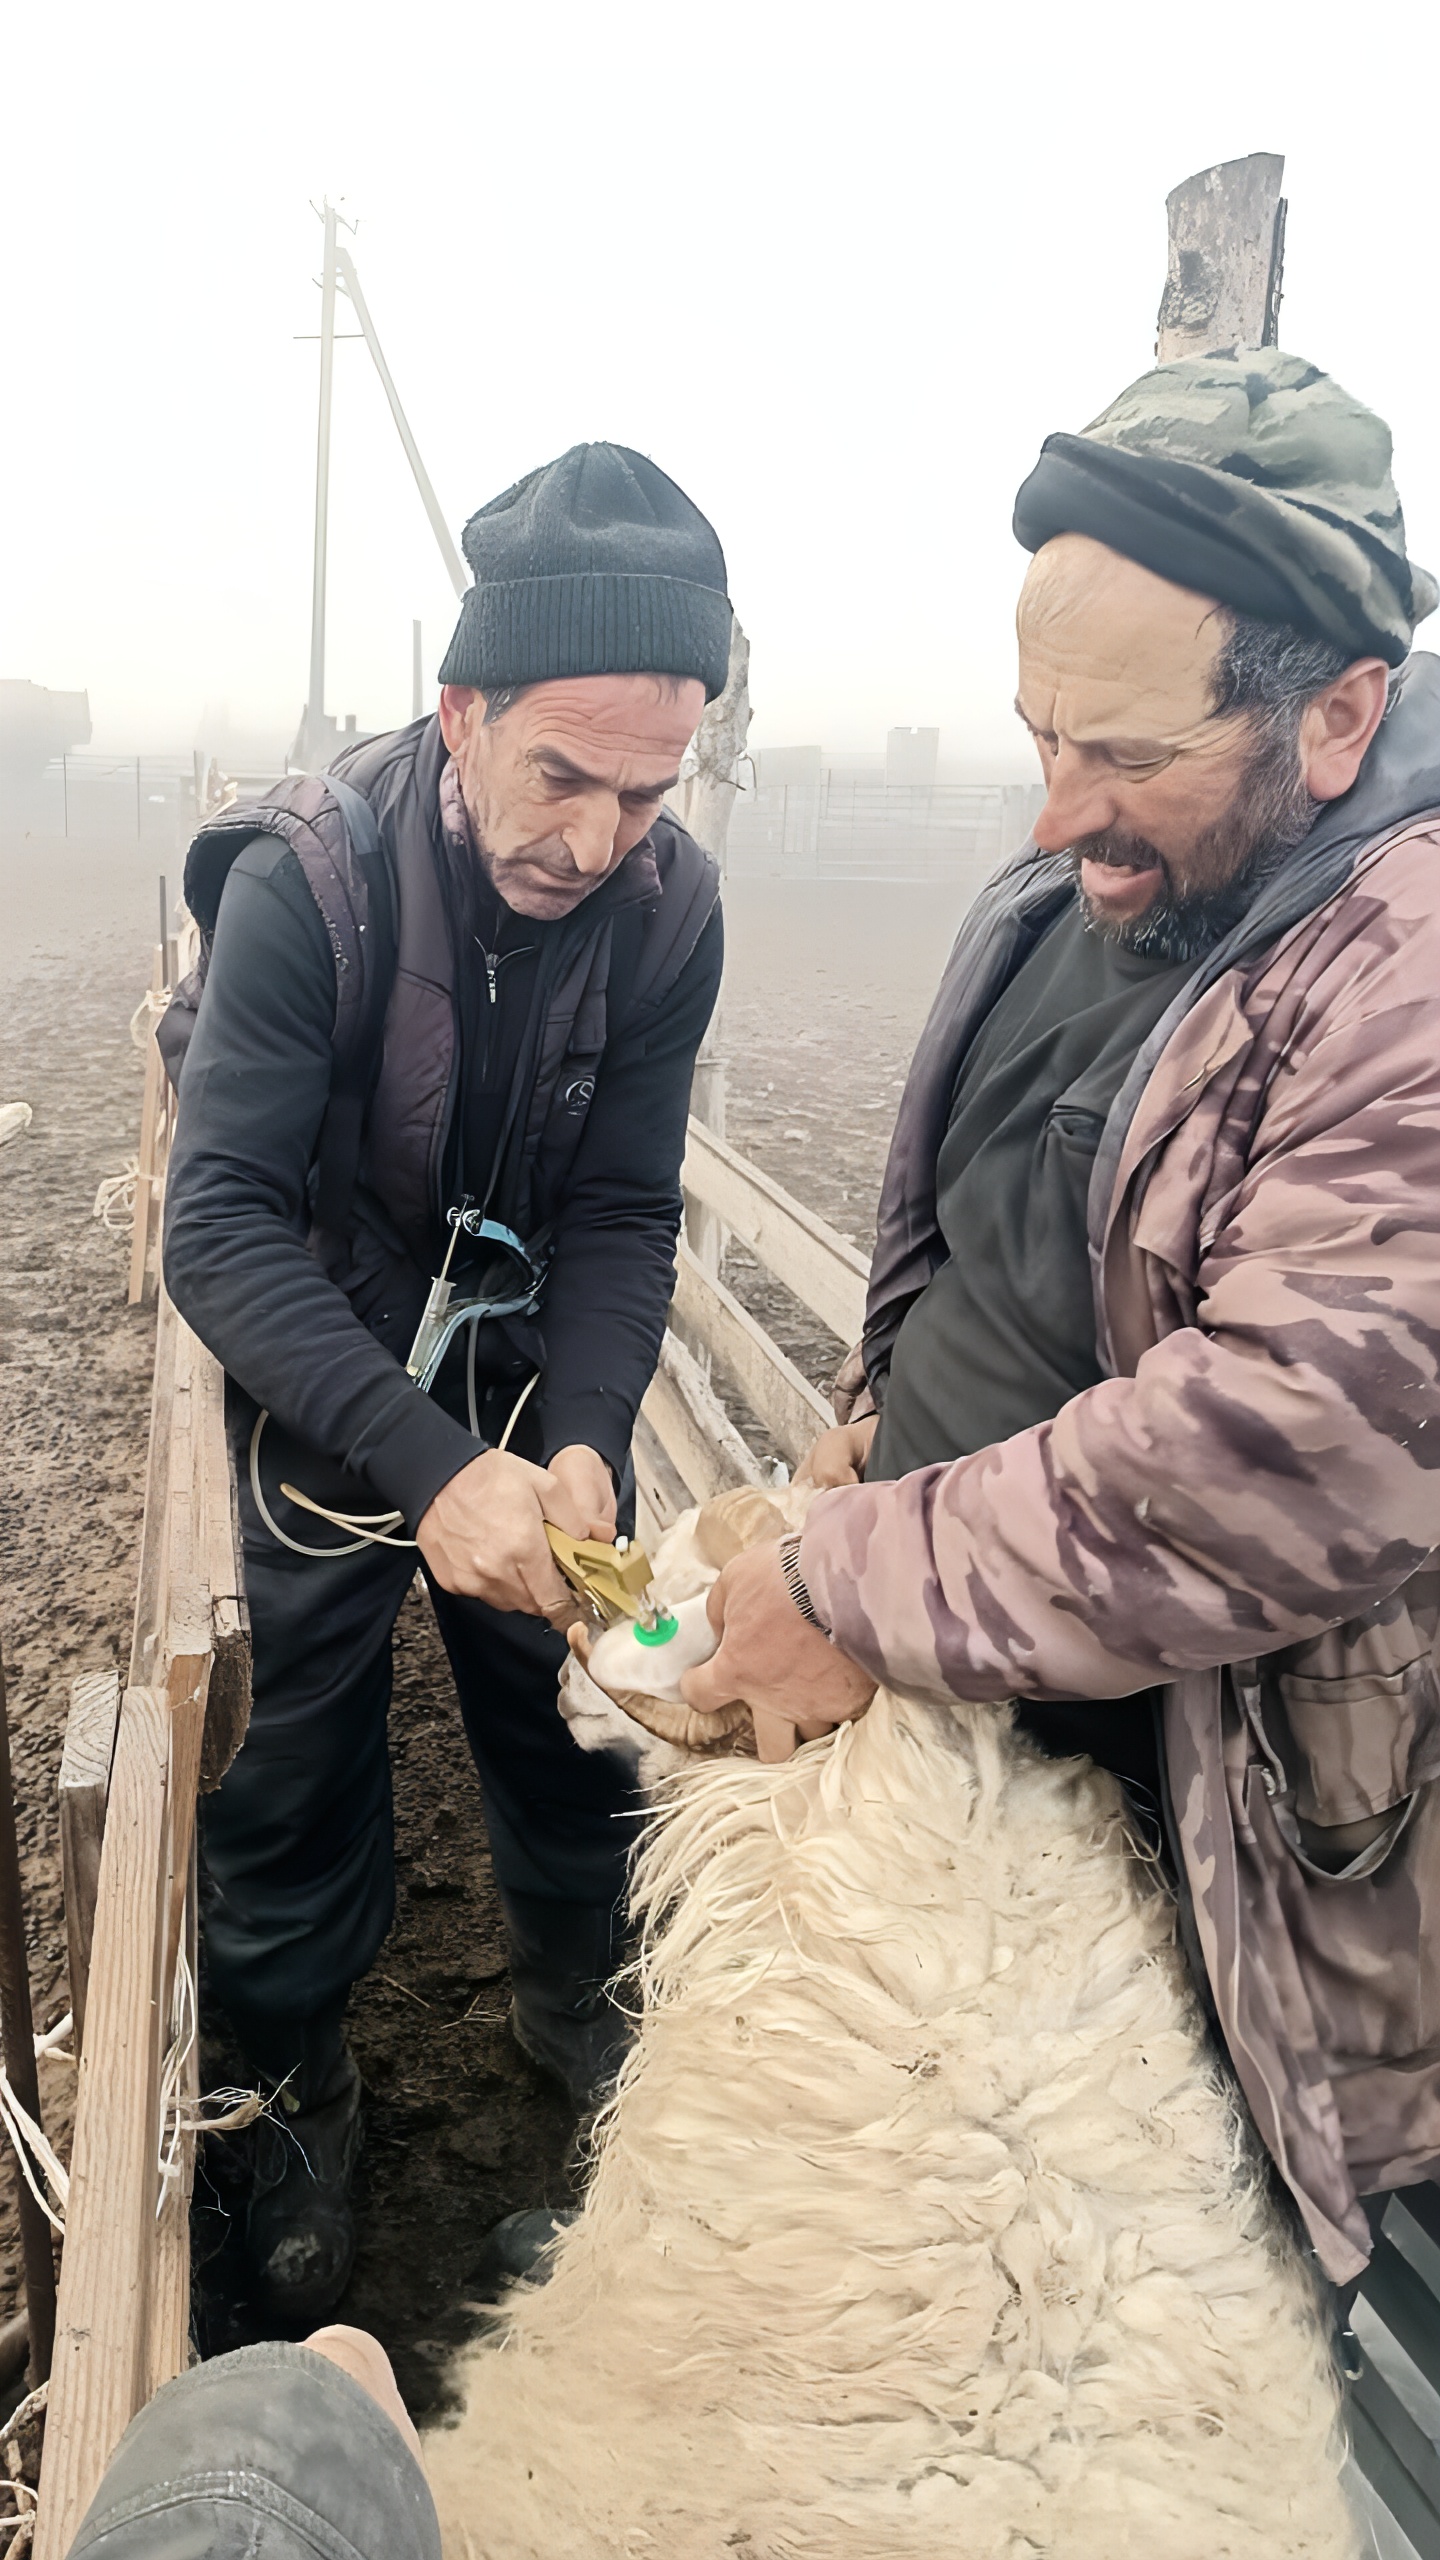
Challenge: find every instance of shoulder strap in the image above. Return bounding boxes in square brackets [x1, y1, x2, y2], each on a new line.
[322, 770, 382, 866]
[306, 773, 395, 1234]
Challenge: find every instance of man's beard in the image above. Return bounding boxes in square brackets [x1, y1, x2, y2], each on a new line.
[1074, 716, 1321, 964]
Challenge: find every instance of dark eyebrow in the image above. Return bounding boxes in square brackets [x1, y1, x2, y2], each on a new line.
[532, 746, 678, 797]
[1013, 696, 1174, 762]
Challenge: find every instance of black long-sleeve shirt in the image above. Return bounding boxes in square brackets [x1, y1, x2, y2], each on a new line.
[163, 833, 721, 1528]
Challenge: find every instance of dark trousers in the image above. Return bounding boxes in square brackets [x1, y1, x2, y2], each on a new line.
[201, 1407, 643, 2040]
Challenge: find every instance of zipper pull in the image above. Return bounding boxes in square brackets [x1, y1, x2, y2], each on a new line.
[481, 947, 498, 1004]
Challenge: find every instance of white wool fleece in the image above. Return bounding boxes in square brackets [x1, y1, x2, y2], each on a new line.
[424, 1692, 1356, 2559]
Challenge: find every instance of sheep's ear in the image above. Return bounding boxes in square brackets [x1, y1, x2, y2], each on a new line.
[693, 1486, 787, 1568]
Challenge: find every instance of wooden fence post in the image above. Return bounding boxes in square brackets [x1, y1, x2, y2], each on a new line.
[678, 620, 751, 1283]
[35, 1685, 171, 2559]
[126, 948, 167, 1309]
[1155, 153, 1286, 361]
[58, 1672, 122, 2059]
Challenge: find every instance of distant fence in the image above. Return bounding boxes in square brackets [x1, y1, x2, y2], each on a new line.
[1, 756, 200, 852]
[725, 779, 1046, 884]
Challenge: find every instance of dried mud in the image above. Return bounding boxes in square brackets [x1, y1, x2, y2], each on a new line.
[0, 841, 963, 2412]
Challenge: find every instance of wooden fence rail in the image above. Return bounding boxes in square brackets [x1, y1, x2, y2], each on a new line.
[632, 1117, 866, 1545]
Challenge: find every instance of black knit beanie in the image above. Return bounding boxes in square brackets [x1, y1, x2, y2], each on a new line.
[438, 443, 732, 701]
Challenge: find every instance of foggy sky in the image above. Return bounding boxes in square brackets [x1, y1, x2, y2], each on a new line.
[4, 0, 1436, 770]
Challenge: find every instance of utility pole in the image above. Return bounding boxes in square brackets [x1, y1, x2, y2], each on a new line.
[301, 201, 339, 771]
[294, 204, 466, 770]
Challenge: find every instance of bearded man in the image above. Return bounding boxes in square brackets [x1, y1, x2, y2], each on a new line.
[690, 351, 1440, 2283]
[163, 445, 729, 2323]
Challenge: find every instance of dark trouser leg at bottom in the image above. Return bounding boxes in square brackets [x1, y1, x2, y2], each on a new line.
[200, 1408, 418, 2327]
[425, 1576, 644, 2111]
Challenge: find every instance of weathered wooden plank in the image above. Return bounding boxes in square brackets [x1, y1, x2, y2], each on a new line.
[639, 1331, 765, 1508]
[1359, 2232, 1440, 2403]
[1155, 153, 1286, 362]
[42, 1289, 240, 2535]
[128, 1287, 180, 1696]
[130, 1295, 250, 1780]
[1351, 2344, 1440, 2533]
[58, 1670, 122, 2057]
[37, 1686, 170, 2560]
[671, 1241, 831, 1468]
[189, 1321, 251, 1790]
[632, 1407, 692, 1553]
[681, 1118, 868, 1346]
[147, 1843, 199, 2401]
[126, 950, 167, 1309]
[1348, 2390, 1440, 2560]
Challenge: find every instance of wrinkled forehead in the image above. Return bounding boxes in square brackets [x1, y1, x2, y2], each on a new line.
[515, 673, 704, 763]
[1016, 534, 1228, 746]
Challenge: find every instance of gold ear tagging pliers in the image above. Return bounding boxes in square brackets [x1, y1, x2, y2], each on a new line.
[543, 1526, 659, 1629]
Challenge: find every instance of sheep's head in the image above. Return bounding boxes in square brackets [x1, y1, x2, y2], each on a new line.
[558, 1484, 809, 1781]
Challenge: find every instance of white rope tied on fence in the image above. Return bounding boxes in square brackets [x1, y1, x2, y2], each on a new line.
[92, 1160, 139, 1229]
[128, 986, 171, 1052]
[155, 1939, 263, 2221]
[0, 2024, 73, 2240]
[0, 2377, 47, 2553]
[0, 1977, 262, 2253]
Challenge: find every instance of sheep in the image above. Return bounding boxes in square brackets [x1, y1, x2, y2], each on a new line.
[423, 1495, 1357, 2560]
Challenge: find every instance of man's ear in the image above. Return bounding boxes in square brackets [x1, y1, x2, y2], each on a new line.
[438, 685, 484, 753]
[1298, 659, 1389, 802]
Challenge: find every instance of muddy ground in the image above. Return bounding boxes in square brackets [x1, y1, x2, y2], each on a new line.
[0, 831, 967, 2413]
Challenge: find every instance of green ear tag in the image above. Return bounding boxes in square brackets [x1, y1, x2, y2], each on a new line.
[633, 1613, 679, 1648]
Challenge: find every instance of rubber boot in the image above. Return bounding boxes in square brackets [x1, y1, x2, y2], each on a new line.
[232, 2002, 362, 2332]
[471, 2206, 578, 2300]
[500, 1890, 633, 2114]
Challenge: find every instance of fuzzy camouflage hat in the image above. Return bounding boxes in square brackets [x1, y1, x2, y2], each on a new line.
[1013, 348, 1437, 668]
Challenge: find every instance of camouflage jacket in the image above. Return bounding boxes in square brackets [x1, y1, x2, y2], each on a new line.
[800, 654, 1440, 2279]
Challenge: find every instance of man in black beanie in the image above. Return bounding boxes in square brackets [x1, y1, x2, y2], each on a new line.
[162, 444, 731, 2326]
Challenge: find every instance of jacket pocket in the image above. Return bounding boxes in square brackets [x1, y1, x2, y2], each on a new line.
[1276, 1654, 1440, 1830]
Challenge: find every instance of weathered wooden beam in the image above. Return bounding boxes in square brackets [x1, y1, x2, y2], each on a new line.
[0, 1652, 57, 2386]
[1156, 153, 1286, 362]
[632, 1408, 693, 1551]
[189, 1320, 250, 1791]
[670, 1241, 831, 1468]
[37, 1686, 170, 2560]
[678, 619, 751, 1283]
[41, 1290, 245, 2544]
[639, 1331, 765, 1509]
[147, 1850, 199, 2404]
[127, 1287, 179, 1697]
[126, 949, 167, 1309]
[58, 1670, 122, 2058]
[130, 1290, 250, 1785]
[682, 1119, 868, 1347]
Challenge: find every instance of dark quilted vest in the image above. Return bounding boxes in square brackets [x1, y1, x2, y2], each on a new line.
[167, 716, 719, 1294]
